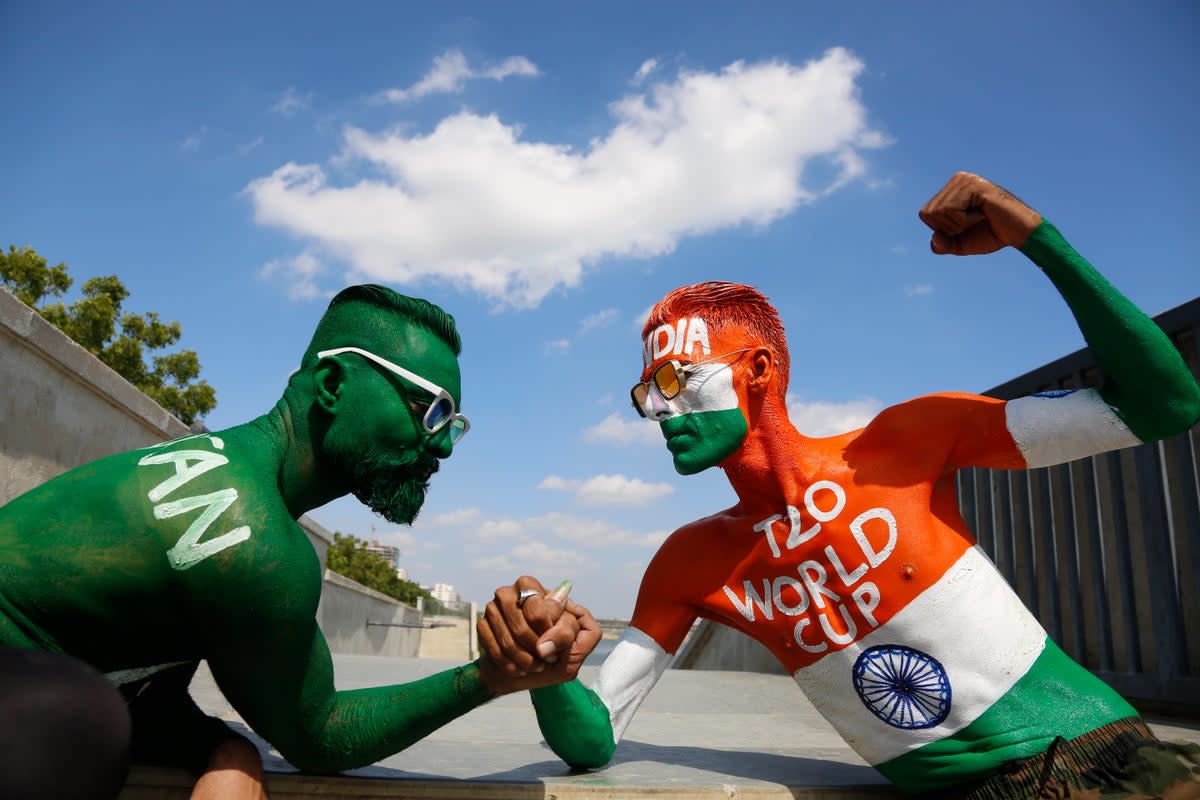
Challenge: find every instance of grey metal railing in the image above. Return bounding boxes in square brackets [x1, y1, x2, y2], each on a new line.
[956, 297, 1200, 710]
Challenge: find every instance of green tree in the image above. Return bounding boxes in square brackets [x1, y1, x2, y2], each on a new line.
[325, 532, 439, 610]
[0, 245, 216, 424]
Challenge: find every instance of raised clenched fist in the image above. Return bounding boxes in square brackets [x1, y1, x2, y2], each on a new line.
[919, 171, 1043, 256]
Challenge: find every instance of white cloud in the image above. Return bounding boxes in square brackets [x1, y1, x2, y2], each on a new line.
[428, 507, 484, 526]
[633, 304, 654, 332]
[786, 396, 883, 436]
[537, 475, 575, 491]
[259, 249, 325, 300]
[583, 412, 661, 446]
[544, 338, 570, 355]
[538, 473, 674, 506]
[425, 507, 664, 550]
[633, 58, 659, 84]
[524, 512, 666, 547]
[472, 541, 591, 574]
[387, 530, 419, 550]
[271, 87, 312, 116]
[379, 528, 443, 555]
[181, 126, 207, 151]
[247, 48, 885, 307]
[473, 518, 524, 541]
[239, 135, 265, 155]
[547, 308, 620, 353]
[577, 475, 673, 506]
[905, 283, 933, 297]
[578, 417, 657, 448]
[579, 308, 618, 333]
[378, 49, 539, 103]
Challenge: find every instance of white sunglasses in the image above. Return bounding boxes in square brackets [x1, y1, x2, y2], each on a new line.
[317, 346, 469, 444]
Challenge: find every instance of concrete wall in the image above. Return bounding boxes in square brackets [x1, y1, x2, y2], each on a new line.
[0, 286, 191, 504]
[317, 570, 422, 658]
[297, 515, 331, 575]
[0, 285, 415, 657]
[417, 614, 477, 661]
[673, 618, 786, 674]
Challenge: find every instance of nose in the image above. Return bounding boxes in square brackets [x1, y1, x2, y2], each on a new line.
[425, 426, 455, 459]
[645, 387, 675, 422]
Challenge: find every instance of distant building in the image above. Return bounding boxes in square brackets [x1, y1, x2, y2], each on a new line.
[431, 582, 462, 610]
[395, 567, 408, 581]
[365, 539, 400, 571]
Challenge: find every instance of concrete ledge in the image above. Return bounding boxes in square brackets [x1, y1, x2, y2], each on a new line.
[118, 653, 1197, 800]
[120, 765, 901, 799]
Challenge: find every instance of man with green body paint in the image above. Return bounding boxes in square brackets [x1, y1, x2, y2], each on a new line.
[0, 285, 601, 800]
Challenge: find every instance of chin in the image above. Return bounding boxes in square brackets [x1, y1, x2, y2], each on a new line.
[673, 456, 712, 476]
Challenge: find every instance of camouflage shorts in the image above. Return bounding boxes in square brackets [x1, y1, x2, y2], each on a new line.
[948, 717, 1200, 800]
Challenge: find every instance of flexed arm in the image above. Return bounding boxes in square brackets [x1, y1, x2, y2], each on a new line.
[530, 626, 672, 768]
[919, 172, 1200, 467]
[515, 553, 695, 769]
[476, 576, 622, 768]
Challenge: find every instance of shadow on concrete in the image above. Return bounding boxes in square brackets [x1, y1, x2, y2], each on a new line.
[253, 737, 897, 797]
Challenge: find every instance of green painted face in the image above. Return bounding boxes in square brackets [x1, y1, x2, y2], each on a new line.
[659, 391, 749, 475]
[321, 323, 463, 524]
[639, 360, 750, 475]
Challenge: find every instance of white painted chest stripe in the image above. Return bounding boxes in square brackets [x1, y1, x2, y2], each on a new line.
[1005, 388, 1141, 469]
[591, 626, 672, 743]
[791, 545, 1046, 765]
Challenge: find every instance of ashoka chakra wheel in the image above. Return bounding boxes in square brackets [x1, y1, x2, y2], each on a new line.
[852, 645, 951, 730]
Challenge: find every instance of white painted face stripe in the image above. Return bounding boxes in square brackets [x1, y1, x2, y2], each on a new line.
[791, 546, 1046, 765]
[658, 363, 740, 418]
[1005, 388, 1141, 469]
[591, 625, 673, 743]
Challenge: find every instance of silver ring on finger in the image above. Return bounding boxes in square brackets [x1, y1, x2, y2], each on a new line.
[517, 589, 540, 608]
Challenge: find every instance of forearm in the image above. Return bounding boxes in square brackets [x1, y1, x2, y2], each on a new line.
[531, 681, 615, 769]
[279, 661, 494, 773]
[1022, 220, 1200, 441]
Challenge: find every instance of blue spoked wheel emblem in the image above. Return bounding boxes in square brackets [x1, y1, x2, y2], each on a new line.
[852, 645, 951, 730]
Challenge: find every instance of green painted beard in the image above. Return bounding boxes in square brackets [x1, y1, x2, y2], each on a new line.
[326, 434, 437, 525]
[660, 408, 748, 475]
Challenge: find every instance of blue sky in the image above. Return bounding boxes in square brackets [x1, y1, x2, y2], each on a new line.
[3, 2, 1197, 619]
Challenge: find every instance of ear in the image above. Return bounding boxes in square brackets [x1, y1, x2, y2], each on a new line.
[313, 356, 348, 414]
[746, 346, 774, 394]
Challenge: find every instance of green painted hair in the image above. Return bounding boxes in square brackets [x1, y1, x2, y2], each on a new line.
[300, 284, 462, 370]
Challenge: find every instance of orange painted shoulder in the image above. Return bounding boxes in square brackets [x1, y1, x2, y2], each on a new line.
[847, 392, 1021, 475]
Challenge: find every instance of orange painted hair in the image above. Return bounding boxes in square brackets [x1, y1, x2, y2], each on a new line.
[643, 281, 790, 396]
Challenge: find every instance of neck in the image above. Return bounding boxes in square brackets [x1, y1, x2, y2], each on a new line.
[235, 389, 351, 519]
[720, 402, 817, 510]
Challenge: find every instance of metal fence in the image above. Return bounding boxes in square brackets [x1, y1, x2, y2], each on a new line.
[956, 297, 1200, 710]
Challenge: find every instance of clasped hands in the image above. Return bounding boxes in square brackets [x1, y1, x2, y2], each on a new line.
[476, 576, 602, 695]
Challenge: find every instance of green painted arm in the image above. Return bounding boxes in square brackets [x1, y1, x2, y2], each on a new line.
[1021, 220, 1200, 441]
[283, 662, 492, 772]
[530, 681, 616, 769]
[211, 622, 494, 774]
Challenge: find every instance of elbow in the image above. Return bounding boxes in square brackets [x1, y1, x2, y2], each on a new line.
[273, 738, 364, 775]
[1154, 384, 1200, 441]
[1109, 378, 1200, 443]
[554, 735, 616, 770]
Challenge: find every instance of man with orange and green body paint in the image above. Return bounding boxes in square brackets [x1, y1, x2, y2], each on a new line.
[0, 285, 601, 800]
[511, 173, 1200, 798]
